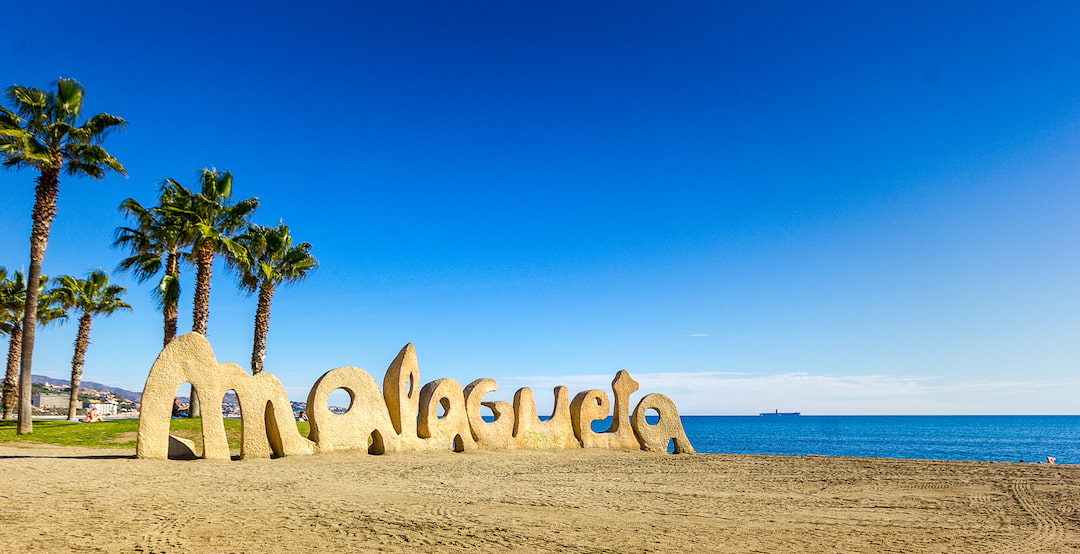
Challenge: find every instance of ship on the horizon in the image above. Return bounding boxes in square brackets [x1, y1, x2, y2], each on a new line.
[760, 409, 801, 416]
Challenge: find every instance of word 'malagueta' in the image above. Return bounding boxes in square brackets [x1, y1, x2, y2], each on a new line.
[136, 334, 694, 460]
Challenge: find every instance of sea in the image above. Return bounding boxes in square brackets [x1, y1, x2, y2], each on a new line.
[665, 415, 1080, 464]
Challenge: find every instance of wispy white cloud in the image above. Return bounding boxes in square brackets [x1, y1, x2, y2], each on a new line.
[687, 333, 708, 337]
[491, 370, 1080, 416]
[501, 370, 743, 388]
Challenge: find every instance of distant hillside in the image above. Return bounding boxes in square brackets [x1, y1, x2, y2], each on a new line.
[31, 375, 141, 402]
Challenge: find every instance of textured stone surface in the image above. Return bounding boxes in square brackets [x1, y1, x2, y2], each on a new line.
[137, 333, 315, 460]
[382, 343, 425, 451]
[570, 370, 640, 450]
[307, 366, 400, 454]
[632, 393, 696, 454]
[418, 378, 476, 452]
[463, 378, 516, 449]
[570, 389, 611, 448]
[167, 435, 197, 460]
[512, 387, 579, 449]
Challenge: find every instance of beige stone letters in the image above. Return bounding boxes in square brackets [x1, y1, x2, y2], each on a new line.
[137, 334, 694, 460]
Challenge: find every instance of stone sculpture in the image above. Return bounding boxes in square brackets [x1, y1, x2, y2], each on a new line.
[463, 378, 516, 449]
[570, 370, 642, 450]
[511, 386, 578, 449]
[137, 333, 314, 460]
[137, 333, 695, 460]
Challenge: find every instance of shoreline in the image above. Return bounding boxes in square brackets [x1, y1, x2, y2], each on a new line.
[2, 443, 1077, 552]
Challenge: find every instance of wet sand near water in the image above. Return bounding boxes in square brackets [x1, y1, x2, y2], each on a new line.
[2, 443, 1079, 552]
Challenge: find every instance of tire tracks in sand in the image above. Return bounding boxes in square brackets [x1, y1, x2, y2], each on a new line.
[1008, 480, 1068, 553]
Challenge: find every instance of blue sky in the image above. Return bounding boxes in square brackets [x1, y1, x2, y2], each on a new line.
[3, 1, 1079, 414]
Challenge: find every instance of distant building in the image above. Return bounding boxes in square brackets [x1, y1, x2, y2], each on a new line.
[32, 394, 68, 409]
[86, 401, 118, 416]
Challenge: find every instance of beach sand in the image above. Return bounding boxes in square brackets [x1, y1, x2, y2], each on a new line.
[2, 443, 1078, 552]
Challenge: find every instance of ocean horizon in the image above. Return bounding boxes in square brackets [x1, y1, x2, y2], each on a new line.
[673, 415, 1080, 464]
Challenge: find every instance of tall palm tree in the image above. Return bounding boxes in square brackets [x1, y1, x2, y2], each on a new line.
[114, 182, 189, 347]
[51, 271, 131, 420]
[232, 223, 318, 374]
[0, 78, 125, 434]
[0, 272, 66, 419]
[0, 267, 19, 418]
[160, 169, 257, 416]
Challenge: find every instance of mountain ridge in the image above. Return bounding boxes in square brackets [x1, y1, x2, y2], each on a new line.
[31, 375, 141, 402]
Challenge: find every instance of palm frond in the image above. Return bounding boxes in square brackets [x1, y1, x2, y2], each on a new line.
[153, 272, 181, 310]
[2, 79, 124, 184]
[0, 106, 24, 129]
[63, 143, 127, 178]
[0, 114, 26, 139]
[198, 168, 232, 199]
[52, 78, 84, 121]
[75, 112, 126, 142]
[115, 252, 163, 282]
[49, 270, 131, 318]
[231, 222, 319, 292]
[5, 86, 48, 121]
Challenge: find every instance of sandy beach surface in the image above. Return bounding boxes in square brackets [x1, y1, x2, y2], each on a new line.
[2, 443, 1078, 553]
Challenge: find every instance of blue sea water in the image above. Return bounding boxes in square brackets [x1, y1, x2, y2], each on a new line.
[671, 415, 1080, 464]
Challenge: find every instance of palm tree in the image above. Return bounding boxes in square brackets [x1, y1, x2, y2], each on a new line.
[160, 169, 257, 416]
[232, 223, 318, 374]
[51, 271, 131, 420]
[0, 78, 125, 434]
[0, 267, 19, 419]
[114, 182, 189, 347]
[0, 271, 67, 419]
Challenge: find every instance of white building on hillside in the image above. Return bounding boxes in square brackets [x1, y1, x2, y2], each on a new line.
[86, 401, 118, 416]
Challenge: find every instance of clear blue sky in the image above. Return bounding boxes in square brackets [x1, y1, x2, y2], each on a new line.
[3, 1, 1079, 414]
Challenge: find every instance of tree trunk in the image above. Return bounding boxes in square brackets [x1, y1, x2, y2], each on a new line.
[188, 389, 200, 418]
[191, 242, 214, 336]
[163, 303, 178, 348]
[3, 324, 22, 420]
[67, 313, 92, 420]
[19, 164, 60, 435]
[251, 283, 275, 374]
[188, 243, 213, 418]
[163, 251, 180, 347]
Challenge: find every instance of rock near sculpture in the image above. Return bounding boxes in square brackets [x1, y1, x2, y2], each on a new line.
[137, 333, 694, 460]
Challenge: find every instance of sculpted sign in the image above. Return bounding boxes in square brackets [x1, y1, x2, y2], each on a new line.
[136, 334, 694, 460]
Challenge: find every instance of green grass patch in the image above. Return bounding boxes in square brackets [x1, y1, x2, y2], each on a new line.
[0, 418, 311, 454]
[0, 419, 140, 448]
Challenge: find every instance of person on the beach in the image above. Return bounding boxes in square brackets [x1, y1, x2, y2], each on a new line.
[297, 411, 308, 422]
[172, 399, 181, 417]
[83, 407, 103, 423]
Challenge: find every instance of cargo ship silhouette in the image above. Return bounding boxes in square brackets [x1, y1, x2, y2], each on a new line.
[759, 409, 801, 416]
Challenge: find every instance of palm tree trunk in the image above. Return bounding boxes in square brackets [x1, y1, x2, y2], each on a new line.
[189, 243, 214, 418]
[251, 283, 275, 374]
[163, 303, 178, 347]
[67, 313, 92, 420]
[163, 251, 180, 347]
[192, 243, 214, 336]
[19, 164, 60, 435]
[3, 324, 22, 420]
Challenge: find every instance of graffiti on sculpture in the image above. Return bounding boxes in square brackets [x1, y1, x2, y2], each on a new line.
[136, 333, 695, 460]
